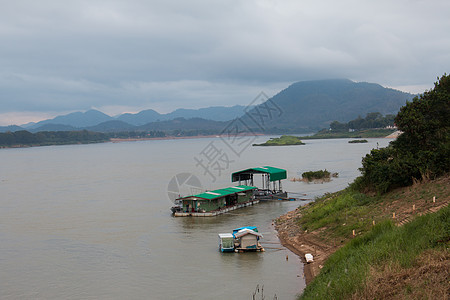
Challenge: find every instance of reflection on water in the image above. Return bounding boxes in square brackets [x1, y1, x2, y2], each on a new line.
[0, 137, 391, 299]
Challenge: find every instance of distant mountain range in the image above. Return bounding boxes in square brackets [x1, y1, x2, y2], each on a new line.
[7, 105, 248, 133]
[1, 79, 415, 134]
[116, 106, 249, 126]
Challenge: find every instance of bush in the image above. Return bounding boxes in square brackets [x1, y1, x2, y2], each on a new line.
[302, 170, 331, 181]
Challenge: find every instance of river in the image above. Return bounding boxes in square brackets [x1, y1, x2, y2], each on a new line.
[0, 136, 390, 299]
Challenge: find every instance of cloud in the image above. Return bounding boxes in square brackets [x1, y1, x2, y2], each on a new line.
[0, 0, 449, 124]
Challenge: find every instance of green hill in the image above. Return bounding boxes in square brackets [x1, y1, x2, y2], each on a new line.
[275, 74, 450, 299]
[242, 79, 413, 132]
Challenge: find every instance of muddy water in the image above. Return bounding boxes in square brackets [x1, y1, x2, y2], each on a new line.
[0, 136, 390, 299]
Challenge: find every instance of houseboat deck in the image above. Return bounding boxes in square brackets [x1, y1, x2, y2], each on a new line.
[171, 166, 293, 216]
[174, 198, 259, 217]
[231, 166, 289, 201]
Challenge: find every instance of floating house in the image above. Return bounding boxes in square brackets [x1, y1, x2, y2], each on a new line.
[231, 166, 288, 200]
[219, 227, 264, 253]
[173, 185, 258, 217]
[233, 228, 264, 252]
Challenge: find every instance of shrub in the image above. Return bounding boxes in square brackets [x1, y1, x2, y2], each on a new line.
[302, 170, 331, 181]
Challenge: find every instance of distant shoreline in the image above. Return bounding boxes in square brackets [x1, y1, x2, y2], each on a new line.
[0, 130, 398, 149]
[110, 134, 223, 143]
[0, 133, 265, 149]
[109, 133, 264, 143]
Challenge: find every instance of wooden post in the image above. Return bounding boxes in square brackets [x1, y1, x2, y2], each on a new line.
[433, 196, 436, 203]
[372, 220, 375, 226]
[352, 229, 355, 237]
[393, 212, 396, 219]
[413, 204, 415, 211]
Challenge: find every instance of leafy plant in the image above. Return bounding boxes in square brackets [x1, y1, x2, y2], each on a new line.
[302, 170, 331, 181]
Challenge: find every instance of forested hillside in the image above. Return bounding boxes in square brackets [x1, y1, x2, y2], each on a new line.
[242, 79, 413, 132]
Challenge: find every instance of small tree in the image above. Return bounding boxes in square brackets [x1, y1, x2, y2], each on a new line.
[393, 74, 450, 178]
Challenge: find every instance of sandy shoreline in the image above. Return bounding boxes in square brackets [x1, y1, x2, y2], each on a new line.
[274, 208, 337, 284]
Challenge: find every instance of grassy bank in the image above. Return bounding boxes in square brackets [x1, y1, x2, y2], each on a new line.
[300, 205, 448, 299]
[278, 176, 449, 299]
[297, 176, 449, 244]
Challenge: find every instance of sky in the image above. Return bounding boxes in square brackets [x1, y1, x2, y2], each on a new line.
[1, 0, 449, 125]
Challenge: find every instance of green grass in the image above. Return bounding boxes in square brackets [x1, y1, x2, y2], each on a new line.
[299, 205, 449, 299]
[298, 190, 379, 237]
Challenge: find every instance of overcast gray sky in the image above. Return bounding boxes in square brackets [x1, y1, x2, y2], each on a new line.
[1, 0, 449, 125]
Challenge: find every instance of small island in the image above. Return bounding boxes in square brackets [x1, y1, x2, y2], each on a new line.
[291, 169, 338, 183]
[253, 135, 305, 146]
[348, 139, 368, 143]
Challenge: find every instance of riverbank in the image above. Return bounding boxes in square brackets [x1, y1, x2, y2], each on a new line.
[275, 175, 450, 291]
[110, 134, 222, 143]
[275, 208, 333, 284]
[0, 133, 264, 149]
[109, 133, 264, 143]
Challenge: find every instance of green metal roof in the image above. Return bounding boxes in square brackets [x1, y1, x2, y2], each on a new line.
[179, 185, 257, 201]
[231, 166, 287, 182]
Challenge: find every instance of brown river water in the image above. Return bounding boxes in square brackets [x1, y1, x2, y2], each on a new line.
[0, 136, 390, 299]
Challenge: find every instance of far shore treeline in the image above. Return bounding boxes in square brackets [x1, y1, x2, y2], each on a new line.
[0, 130, 163, 147]
[0, 129, 235, 148]
[329, 112, 395, 131]
[0, 130, 109, 147]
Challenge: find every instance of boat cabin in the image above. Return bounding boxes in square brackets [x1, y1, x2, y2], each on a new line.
[233, 226, 258, 235]
[233, 228, 264, 252]
[174, 185, 257, 216]
[218, 233, 234, 252]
